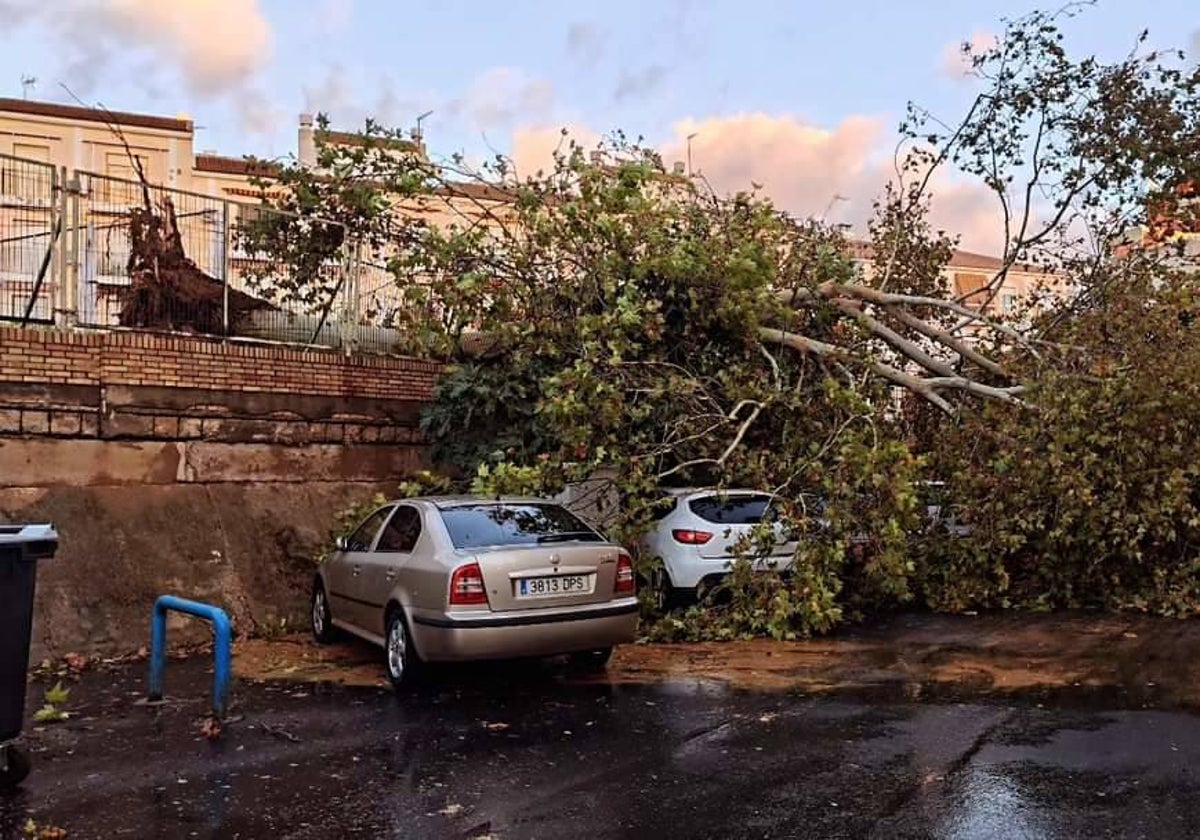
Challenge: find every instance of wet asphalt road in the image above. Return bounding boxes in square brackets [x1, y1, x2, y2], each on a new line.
[4, 656, 1200, 839]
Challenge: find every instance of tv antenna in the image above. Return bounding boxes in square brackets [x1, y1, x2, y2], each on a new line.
[414, 109, 434, 144]
[20, 75, 37, 99]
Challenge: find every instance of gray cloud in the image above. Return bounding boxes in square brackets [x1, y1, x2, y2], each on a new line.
[0, 0, 272, 101]
[235, 87, 287, 137]
[0, 0, 37, 24]
[304, 64, 356, 118]
[614, 64, 668, 103]
[566, 21, 605, 67]
[301, 66, 434, 135]
[445, 67, 555, 132]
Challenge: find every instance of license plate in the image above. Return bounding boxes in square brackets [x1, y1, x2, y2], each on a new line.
[517, 574, 590, 598]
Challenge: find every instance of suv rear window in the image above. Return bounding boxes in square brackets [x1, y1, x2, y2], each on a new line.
[688, 494, 772, 525]
[439, 504, 603, 550]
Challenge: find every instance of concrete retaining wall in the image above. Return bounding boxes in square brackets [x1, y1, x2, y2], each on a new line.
[2, 480, 393, 659]
[0, 326, 439, 656]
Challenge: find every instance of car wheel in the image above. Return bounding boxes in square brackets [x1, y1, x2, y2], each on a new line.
[652, 568, 681, 612]
[384, 608, 422, 690]
[311, 580, 337, 644]
[0, 745, 31, 790]
[569, 646, 614, 673]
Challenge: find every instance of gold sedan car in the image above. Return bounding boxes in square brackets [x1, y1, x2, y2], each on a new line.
[311, 497, 638, 687]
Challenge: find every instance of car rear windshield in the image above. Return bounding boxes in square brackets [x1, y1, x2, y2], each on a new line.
[688, 494, 772, 525]
[439, 504, 603, 549]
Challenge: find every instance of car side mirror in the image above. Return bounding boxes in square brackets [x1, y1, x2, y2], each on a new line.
[334, 535, 349, 551]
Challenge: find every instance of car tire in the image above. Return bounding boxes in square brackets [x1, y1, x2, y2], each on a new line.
[568, 646, 614, 673]
[384, 607, 423, 691]
[652, 568, 682, 612]
[0, 745, 31, 790]
[311, 579, 338, 644]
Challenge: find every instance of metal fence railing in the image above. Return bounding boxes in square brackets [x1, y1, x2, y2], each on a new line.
[0, 154, 60, 324]
[75, 170, 380, 349]
[76, 170, 232, 330]
[0, 153, 418, 353]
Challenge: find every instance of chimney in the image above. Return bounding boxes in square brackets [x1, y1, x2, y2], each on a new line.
[672, 161, 686, 176]
[408, 127, 428, 160]
[298, 113, 316, 167]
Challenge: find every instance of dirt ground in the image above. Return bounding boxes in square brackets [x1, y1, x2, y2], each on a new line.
[232, 610, 1200, 707]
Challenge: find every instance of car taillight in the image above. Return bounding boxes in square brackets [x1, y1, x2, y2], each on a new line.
[615, 552, 635, 595]
[449, 562, 488, 605]
[672, 529, 713, 545]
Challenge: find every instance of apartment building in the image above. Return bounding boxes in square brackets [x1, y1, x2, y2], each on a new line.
[0, 96, 1066, 338]
[847, 239, 1068, 324]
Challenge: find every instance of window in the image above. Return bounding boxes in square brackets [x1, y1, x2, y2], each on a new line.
[345, 506, 392, 552]
[377, 505, 422, 552]
[104, 151, 149, 183]
[12, 143, 50, 163]
[953, 272, 989, 308]
[1001, 293, 1017, 312]
[688, 494, 772, 525]
[439, 504, 602, 550]
[650, 496, 679, 521]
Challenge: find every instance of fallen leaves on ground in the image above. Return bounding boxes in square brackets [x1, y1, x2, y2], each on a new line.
[45, 683, 70, 706]
[199, 716, 223, 741]
[22, 819, 68, 839]
[32, 682, 71, 724]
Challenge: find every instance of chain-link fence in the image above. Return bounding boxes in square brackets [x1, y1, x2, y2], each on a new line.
[0, 154, 61, 324]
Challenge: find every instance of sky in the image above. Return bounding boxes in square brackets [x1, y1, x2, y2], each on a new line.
[0, 0, 1196, 252]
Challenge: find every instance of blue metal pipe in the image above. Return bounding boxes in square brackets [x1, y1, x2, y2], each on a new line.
[147, 595, 233, 718]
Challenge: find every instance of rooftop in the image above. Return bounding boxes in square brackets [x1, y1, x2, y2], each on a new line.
[316, 128, 422, 155]
[0, 97, 193, 134]
[194, 154, 282, 178]
[846, 239, 1047, 274]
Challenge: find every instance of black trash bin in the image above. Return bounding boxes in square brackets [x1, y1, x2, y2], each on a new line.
[0, 524, 57, 791]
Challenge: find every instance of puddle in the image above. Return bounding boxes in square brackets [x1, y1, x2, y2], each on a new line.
[231, 612, 1200, 711]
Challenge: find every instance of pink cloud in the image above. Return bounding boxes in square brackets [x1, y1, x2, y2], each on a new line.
[99, 0, 272, 97]
[939, 29, 998, 79]
[656, 113, 1007, 253]
[661, 113, 887, 218]
[2, 0, 272, 99]
[510, 124, 602, 178]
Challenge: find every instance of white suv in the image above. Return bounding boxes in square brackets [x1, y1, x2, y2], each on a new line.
[641, 489, 798, 608]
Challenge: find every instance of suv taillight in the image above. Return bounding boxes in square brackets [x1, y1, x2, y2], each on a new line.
[672, 529, 713, 545]
[449, 562, 488, 605]
[615, 552, 635, 595]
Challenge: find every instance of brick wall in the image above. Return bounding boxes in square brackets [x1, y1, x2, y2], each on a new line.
[0, 327, 439, 399]
[0, 328, 99, 386]
[0, 326, 441, 447]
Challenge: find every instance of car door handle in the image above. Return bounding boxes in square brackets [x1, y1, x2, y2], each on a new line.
[352, 565, 362, 577]
[385, 569, 397, 580]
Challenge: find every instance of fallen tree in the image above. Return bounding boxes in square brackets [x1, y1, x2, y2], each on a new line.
[119, 196, 274, 334]
[247, 6, 1200, 637]
[76, 100, 280, 335]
